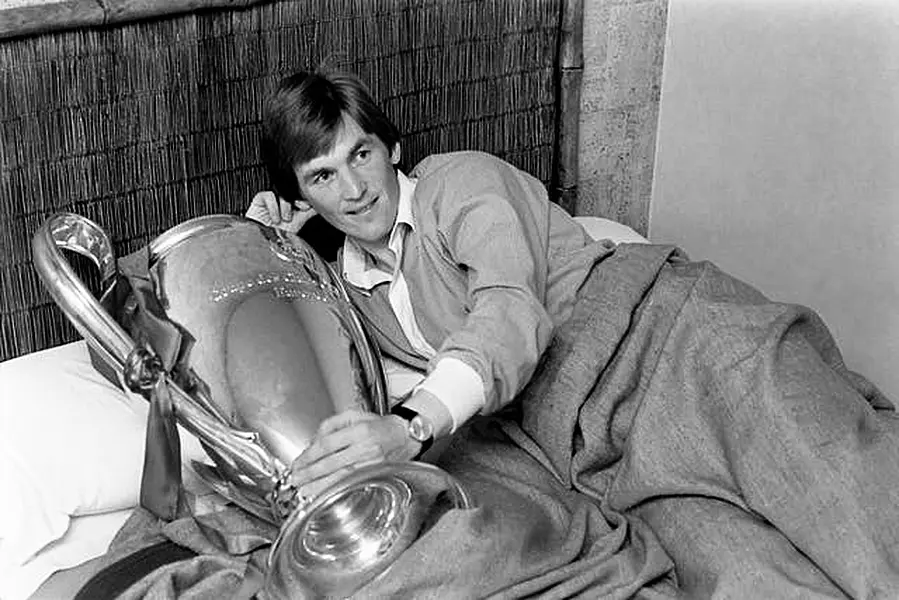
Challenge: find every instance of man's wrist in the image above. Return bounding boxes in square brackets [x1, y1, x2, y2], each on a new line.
[390, 405, 434, 459]
[414, 357, 485, 433]
[400, 388, 453, 439]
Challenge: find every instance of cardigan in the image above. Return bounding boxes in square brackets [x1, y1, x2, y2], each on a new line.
[342, 151, 615, 424]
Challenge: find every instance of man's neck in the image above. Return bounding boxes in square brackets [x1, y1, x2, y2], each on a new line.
[341, 170, 416, 284]
[357, 238, 396, 272]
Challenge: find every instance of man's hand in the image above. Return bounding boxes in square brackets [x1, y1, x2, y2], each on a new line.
[287, 409, 418, 503]
[245, 191, 315, 233]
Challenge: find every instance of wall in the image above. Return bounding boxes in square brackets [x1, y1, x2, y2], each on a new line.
[650, 0, 899, 399]
[577, 0, 668, 235]
[0, 0, 564, 361]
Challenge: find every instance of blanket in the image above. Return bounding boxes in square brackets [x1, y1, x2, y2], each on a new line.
[80, 243, 895, 598]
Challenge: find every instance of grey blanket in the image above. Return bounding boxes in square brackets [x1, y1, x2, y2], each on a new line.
[94, 243, 892, 599]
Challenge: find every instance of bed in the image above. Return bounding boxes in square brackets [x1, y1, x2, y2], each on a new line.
[1, 214, 648, 600]
[0, 1, 647, 597]
[8, 1, 892, 598]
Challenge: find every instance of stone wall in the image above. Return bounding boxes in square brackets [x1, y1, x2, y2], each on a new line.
[577, 0, 667, 235]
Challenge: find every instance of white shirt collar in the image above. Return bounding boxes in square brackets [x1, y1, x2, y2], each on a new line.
[342, 170, 416, 290]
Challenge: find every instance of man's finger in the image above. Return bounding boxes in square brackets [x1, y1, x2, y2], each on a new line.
[292, 424, 366, 470]
[317, 409, 376, 435]
[282, 203, 316, 233]
[290, 439, 383, 486]
[263, 193, 282, 225]
[246, 191, 275, 225]
[294, 459, 382, 504]
[278, 198, 294, 222]
[286, 207, 309, 232]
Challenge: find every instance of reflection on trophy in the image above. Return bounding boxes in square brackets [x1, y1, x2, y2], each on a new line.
[32, 212, 471, 598]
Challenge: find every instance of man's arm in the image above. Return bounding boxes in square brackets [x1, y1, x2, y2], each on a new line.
[404, 157, 557, 433]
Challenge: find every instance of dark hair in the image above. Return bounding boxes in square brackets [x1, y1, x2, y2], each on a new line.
[260, 71, 401, 204]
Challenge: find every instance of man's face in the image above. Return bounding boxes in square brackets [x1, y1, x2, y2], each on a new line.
[294, 116, 401, 248]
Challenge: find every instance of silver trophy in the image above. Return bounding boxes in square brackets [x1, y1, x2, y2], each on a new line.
[32, 213, 471, 598]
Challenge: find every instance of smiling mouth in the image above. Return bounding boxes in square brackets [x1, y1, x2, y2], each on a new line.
[348, 197, 378, 215]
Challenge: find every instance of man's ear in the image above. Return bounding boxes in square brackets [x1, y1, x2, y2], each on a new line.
[390, 143, 401, 166]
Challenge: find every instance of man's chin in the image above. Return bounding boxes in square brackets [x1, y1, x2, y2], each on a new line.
[345, 226, 390, 248]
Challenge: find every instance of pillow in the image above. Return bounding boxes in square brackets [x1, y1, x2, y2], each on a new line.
[573, 216, 649, 245]
[0, 340, 209, 600]
[4, 508, 133, 600]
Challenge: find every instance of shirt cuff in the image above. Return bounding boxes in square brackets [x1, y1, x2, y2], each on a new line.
[415, 357, 486, 433]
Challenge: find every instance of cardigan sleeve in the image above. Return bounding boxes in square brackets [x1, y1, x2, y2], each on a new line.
[426, 156, 555, 413]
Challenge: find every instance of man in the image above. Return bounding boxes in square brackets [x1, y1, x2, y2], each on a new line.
[247, 70, 899, 598]
[248, 70, 605, 501]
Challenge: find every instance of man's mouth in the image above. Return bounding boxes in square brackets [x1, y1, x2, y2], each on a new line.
[348, 197, 378, 216]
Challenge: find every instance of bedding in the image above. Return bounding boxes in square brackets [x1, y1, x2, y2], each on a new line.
[9, 509, 133, 600]
[1, 217, 646, 599]
[0, 341, 211, 600]
[63, 236, 897, 599]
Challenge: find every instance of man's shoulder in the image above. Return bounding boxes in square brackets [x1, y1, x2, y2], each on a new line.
[409, 153, 532, 211]
[410, 151, 515, 184]
[408, 151, 550, 233]
[408, 152, 515, 229]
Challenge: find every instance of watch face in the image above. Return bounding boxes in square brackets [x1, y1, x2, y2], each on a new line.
[409, 415, 434, 442]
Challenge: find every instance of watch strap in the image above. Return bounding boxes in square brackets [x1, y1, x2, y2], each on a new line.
[390, 403, 434, 459]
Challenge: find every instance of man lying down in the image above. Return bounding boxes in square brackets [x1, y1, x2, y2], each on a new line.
[94, 70, 899, 599]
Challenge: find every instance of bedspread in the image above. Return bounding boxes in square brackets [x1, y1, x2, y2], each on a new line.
[85, 242, 892, 599]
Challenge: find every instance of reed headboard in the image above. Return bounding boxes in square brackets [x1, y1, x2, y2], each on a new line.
[0, 0, 584, 362]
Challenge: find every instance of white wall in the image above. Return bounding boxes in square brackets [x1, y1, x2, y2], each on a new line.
[650, 0, 899, 399]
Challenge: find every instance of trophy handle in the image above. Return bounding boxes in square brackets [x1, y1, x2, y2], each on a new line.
[31, 212, 280, 487]
[32, 213, 130, 378]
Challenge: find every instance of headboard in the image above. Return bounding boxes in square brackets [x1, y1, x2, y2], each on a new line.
[0, 0, 584, 362]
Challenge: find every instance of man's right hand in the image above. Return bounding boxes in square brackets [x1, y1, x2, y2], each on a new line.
[245, 191, 315, 234]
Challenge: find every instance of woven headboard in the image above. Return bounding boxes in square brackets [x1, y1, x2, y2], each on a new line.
[0, 0, 583, 362]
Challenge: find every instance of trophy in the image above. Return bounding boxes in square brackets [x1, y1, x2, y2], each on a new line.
[32, 212, 471, 598]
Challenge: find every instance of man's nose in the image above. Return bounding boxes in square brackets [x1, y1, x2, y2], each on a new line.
[338, 168, 365, 200]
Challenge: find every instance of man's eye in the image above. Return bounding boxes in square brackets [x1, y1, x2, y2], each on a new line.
[355, 149, 371, 162]
[313, 172, 333, 185]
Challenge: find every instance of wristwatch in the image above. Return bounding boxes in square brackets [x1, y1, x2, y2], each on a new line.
[390, 403, 434, 459]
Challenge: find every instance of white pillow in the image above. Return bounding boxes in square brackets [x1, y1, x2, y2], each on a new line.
[574, 215, 649, 244]
[0, 340, 208, 600]
[3, 508, 133, 600]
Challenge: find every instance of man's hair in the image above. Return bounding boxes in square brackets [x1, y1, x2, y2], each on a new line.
[260, 71, 401, 203]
